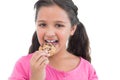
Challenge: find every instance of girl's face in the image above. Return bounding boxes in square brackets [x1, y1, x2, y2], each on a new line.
[36, 5, 76, 54]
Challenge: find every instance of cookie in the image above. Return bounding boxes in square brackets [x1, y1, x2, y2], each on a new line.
[39, 43, 56, 56]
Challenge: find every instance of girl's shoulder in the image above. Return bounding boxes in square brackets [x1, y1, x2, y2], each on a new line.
[79, 57, 97, 74]
[80, 57, 98, 79]
[14, 53, 33, 69]
[80, 57, 94, 69]
[17, 53, 33, 63]
[80, 57, 91, 65]
[9, 54, 33, 79]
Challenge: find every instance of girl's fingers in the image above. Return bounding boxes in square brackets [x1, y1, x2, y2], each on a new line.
[36, 56, 49, 67]
[30, 50, 49, 63]
[30, 50, 50, 69]
[40, 58, 49, 68]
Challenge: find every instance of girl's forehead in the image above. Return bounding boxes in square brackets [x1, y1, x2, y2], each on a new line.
[38, 5, 67, 15]
[36, 5, 70, 23]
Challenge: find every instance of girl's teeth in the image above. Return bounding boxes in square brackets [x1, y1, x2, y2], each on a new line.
[46, 40, 56, 43]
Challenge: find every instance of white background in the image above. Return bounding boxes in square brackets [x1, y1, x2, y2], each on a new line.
[0, 0, 120, 80]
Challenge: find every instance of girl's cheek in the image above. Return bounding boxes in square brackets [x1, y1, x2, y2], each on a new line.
[37, 28, 45, 36]
[60, 29, 70, 37]
[60, 29, 67, 34]
[37, 30, 45, 44]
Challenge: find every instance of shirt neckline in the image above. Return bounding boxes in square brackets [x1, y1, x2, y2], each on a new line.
[47, 57, 83, 74]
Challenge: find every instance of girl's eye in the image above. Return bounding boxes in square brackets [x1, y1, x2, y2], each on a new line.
[38, 23, 47, 27]
[56, 24, 64, 28]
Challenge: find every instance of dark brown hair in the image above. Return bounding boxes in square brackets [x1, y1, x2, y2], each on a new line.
[29, 0, 91, 62]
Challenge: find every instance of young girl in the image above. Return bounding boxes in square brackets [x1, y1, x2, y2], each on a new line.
[9, 0, 98, 80]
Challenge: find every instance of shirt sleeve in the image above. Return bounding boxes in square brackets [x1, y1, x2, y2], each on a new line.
[9, 57, 29, 80]
[88, 64, 98, 80]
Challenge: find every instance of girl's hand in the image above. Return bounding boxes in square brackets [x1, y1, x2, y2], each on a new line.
[30, 51, 50, 80]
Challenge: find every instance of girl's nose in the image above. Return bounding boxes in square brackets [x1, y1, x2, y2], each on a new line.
[45, 28, 55, 38]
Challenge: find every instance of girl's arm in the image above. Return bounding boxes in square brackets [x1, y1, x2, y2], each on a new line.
[9, 57, 28, 80]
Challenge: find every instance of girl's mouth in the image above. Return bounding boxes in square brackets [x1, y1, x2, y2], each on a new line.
[45, 40, 59, 46]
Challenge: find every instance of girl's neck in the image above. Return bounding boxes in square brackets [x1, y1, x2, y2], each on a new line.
[49, 50, 70, 60]
[48, 50, 80, 72]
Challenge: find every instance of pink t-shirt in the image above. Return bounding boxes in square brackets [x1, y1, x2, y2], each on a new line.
[9, 53, 98, 80]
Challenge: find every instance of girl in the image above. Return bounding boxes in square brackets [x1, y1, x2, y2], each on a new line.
[9, 0, 98, 80]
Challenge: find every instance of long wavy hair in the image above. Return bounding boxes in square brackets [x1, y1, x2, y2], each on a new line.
[28, 0, 91, 62]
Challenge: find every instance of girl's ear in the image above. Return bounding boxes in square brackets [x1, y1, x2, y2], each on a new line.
[70, 25, 77, 36]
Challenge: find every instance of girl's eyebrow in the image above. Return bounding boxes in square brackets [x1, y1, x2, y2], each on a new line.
[37, 20, 46, 22]
[55, 21, 66, 23]
[37, 20, 67, 23]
